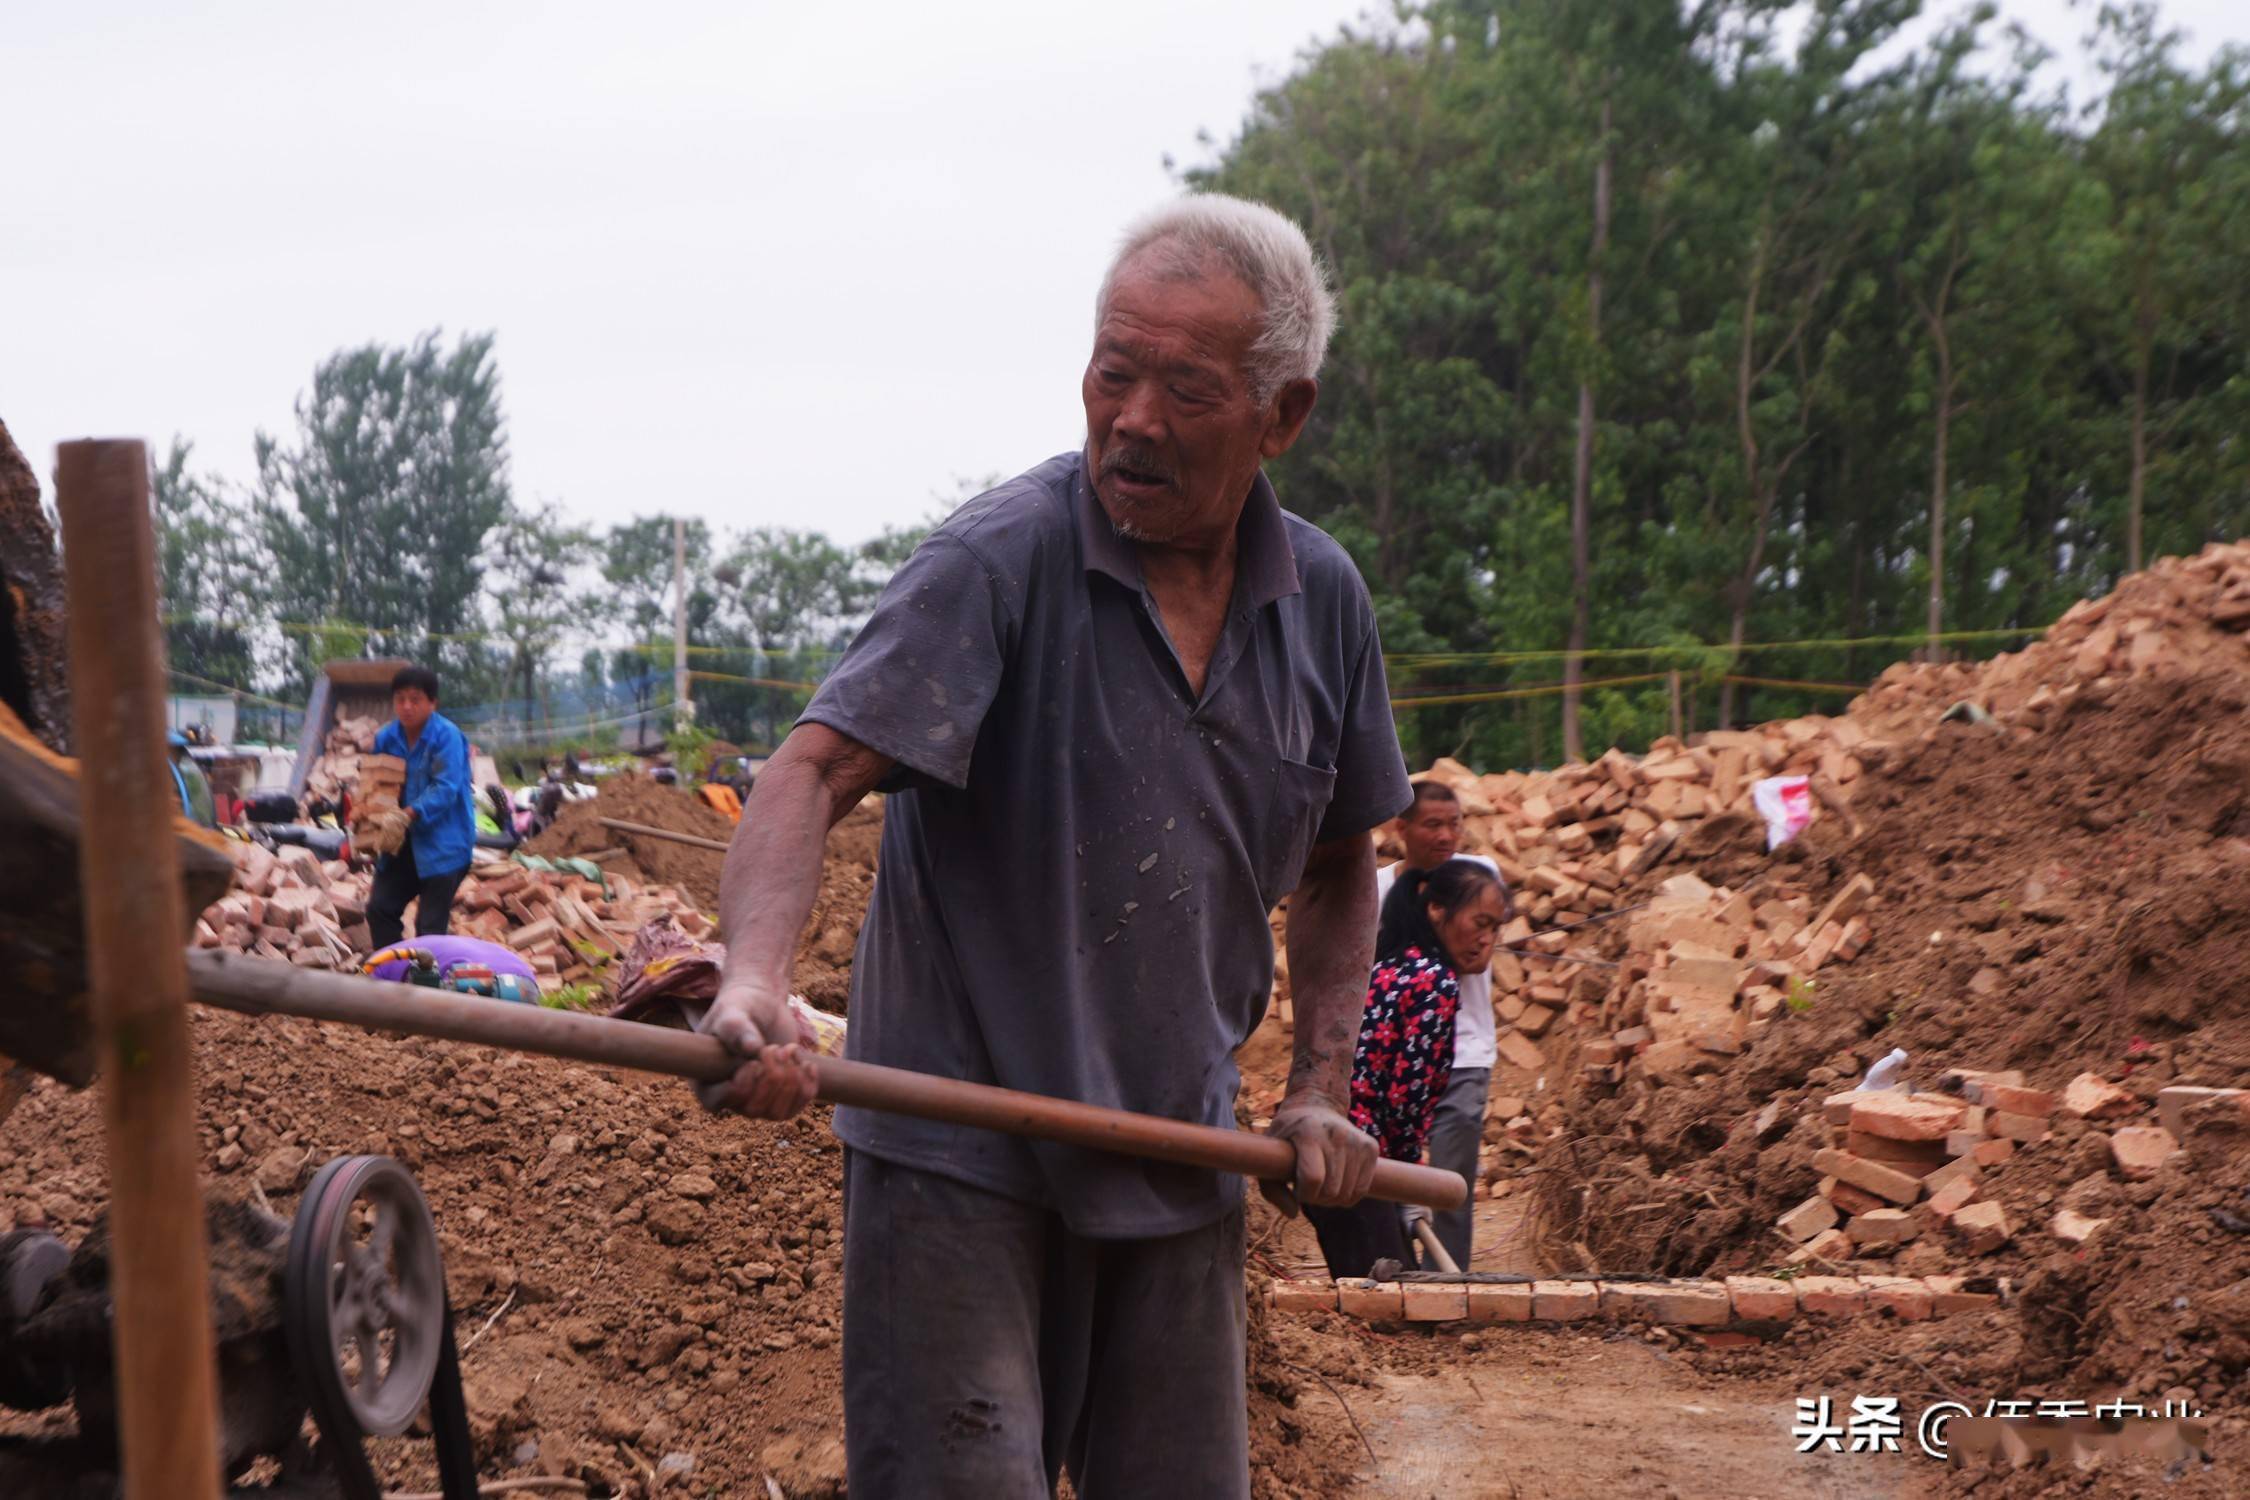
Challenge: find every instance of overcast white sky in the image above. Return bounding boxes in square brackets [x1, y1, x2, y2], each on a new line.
[7, 0, 2247, 546]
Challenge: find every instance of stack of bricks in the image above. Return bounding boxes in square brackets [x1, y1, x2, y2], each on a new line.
[1773, 1073, 2043, 1265]
[196, 840, 711, 990]
[1272, 1271, 2006, 1328]
[199, 841, 371, 970]
[1415, 705, 1882, 935]
[300, 713, 385, 805]
[1579, 870, 1878, 1089]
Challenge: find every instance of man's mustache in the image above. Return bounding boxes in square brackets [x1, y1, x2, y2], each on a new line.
[1100, 445, 1177, 490]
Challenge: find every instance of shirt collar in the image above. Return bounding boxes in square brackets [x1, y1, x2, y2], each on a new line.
[1074, 459, 1303, 610]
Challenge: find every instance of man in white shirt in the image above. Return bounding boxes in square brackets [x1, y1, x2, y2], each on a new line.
[1374, 780, 1507, 1267]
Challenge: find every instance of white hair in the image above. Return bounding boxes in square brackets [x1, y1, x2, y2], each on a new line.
[1096, 194, 1337, 403]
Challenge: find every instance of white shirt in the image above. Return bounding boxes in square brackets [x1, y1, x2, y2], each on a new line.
[1375, 855, 1499, 1071]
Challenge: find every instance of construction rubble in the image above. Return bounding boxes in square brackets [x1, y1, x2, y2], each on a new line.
[200, 839, 713, 989]
[1255, 539, 2250, 1493]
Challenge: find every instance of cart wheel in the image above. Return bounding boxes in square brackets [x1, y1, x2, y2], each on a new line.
[284, 1157, 446, 1438]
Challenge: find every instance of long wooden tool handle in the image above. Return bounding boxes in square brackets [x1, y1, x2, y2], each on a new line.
[598, 816, 732, 854]
[1412, 1218, 1462, 1274]
[184, 953, 1464, 1211]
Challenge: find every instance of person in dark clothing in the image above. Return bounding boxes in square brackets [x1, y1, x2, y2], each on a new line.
[697, 196, 1409, 1496]
[1306, 858, 1509, 1279]
[365, 665, 477, 950]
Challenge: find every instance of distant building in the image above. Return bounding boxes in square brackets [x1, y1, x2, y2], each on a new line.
[166, 694, 238, 745]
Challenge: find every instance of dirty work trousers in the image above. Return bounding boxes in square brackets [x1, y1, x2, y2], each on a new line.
[1425, 1065, 1490, 1267]
[366, 844, 467, 950]
[1303, 1196, 1412, 1280]
[841, 1151, 1250, 1499]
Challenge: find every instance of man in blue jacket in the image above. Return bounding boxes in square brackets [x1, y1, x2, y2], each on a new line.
[365, 664, 477, 949]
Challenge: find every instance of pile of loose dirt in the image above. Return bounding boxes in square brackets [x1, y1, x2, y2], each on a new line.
[527, 778, 740, 909]
[0, 1007, 851, 1496]
[2, 781, 1353, 1495]
[1538, 664, 2250, 1273]
[1518, 559, 2250, 1490]
[525, 781, 882, 1013]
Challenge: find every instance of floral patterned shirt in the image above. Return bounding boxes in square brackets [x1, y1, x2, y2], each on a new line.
[1348, 946, 1460, 1162]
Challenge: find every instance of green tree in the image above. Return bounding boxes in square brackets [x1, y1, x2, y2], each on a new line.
[599, 514, 712, 728]
[151, 437, 265, 694]
[254, 331, 512, 689]
[2083, 3, 2250, 571]
[487, 499, 599, 736]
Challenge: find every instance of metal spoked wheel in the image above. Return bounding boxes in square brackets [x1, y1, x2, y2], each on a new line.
[284, 1156, 446, 1439]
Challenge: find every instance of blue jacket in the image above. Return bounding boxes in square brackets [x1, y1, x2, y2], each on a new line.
[373, 711, 476, 876]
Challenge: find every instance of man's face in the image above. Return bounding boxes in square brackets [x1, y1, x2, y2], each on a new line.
[393, 687, 435, 733]
[1082, 252, 1316, 549]
[1400, 797, 1463, 870]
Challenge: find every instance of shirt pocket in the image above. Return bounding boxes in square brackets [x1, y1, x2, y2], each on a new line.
[1256, 755, 1337, 905]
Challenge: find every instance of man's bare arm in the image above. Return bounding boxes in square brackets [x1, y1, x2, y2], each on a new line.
[1263, 831, 1380, 1211]
[701, 722, 893, 1118]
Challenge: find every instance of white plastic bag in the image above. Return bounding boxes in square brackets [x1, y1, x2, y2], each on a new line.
[1752, 774, 1813, 850]
[1857, 1047, 1910, 1093]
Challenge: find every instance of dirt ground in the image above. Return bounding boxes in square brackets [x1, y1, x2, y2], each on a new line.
[12, 561, 2250, 1493]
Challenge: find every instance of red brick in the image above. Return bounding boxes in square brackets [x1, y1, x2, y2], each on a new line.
[1983, 1084, 2056, 1117]
[1599, 1281, 1732, 1326]
[1402, 1283, 1468, 1322]
[1496, 1031, 1546, 1071]
[1787, 1228, 1854, 1265]
[1917, 1174, 1981, 1230]
[1775, 1195, 1839, 1243]
[1948, 1201, 2012, 1254]
[1923, 1156, 1978, 1195]
[1826, 1181, 1889, 1217]
[1813, 1148, 1923, 1205]
[1845, 1208, 1920, 1245]
[1970, 1137, 2015, 1167]
[1724, 1276, 1799, 1321]
[2060, 1072, 2138, 1120]
[1850, 1093, 1967, 1142]
[1810, 873, 1875, 934]
[1923, 1276, 2000, 1315]
[2049, 1208, 2108, 1247]
[1794, 1276, 1867, 1317]
[1270, 1280, 1337, 1315]
[1822, 1092, 1865, 1127]
[1530, 1281, 1600, 1321]
[1863, 1276, 1934, 1321]
[2109, 1125, 2180, 1181]
[1843, 1131, 1950, 1171]
[1465, 1282, 1535, 1324]
[1336, 1279, 1403, 1320]
[1988, 1110, 2050, 1143]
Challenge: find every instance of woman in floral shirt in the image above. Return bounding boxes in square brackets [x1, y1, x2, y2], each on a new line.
[1307, 858, 1510, 1279]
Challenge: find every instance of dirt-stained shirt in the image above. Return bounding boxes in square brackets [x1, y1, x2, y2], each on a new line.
[801, 451, 1412, 1237]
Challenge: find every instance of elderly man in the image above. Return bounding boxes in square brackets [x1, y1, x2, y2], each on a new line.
[701, 194, 1411, 1496]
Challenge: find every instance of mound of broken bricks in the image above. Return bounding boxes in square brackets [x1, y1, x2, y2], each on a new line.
[1771, 1069, 2210, 1266]
[1269, 1272, 2008, 1329]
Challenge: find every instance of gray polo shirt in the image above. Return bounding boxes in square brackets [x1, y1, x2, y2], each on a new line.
[803, 452, 1411, 1237]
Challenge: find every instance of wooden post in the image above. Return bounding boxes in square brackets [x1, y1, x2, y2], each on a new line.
[1667, 669, 1684, 740]
[56, 439, 223, 1500]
